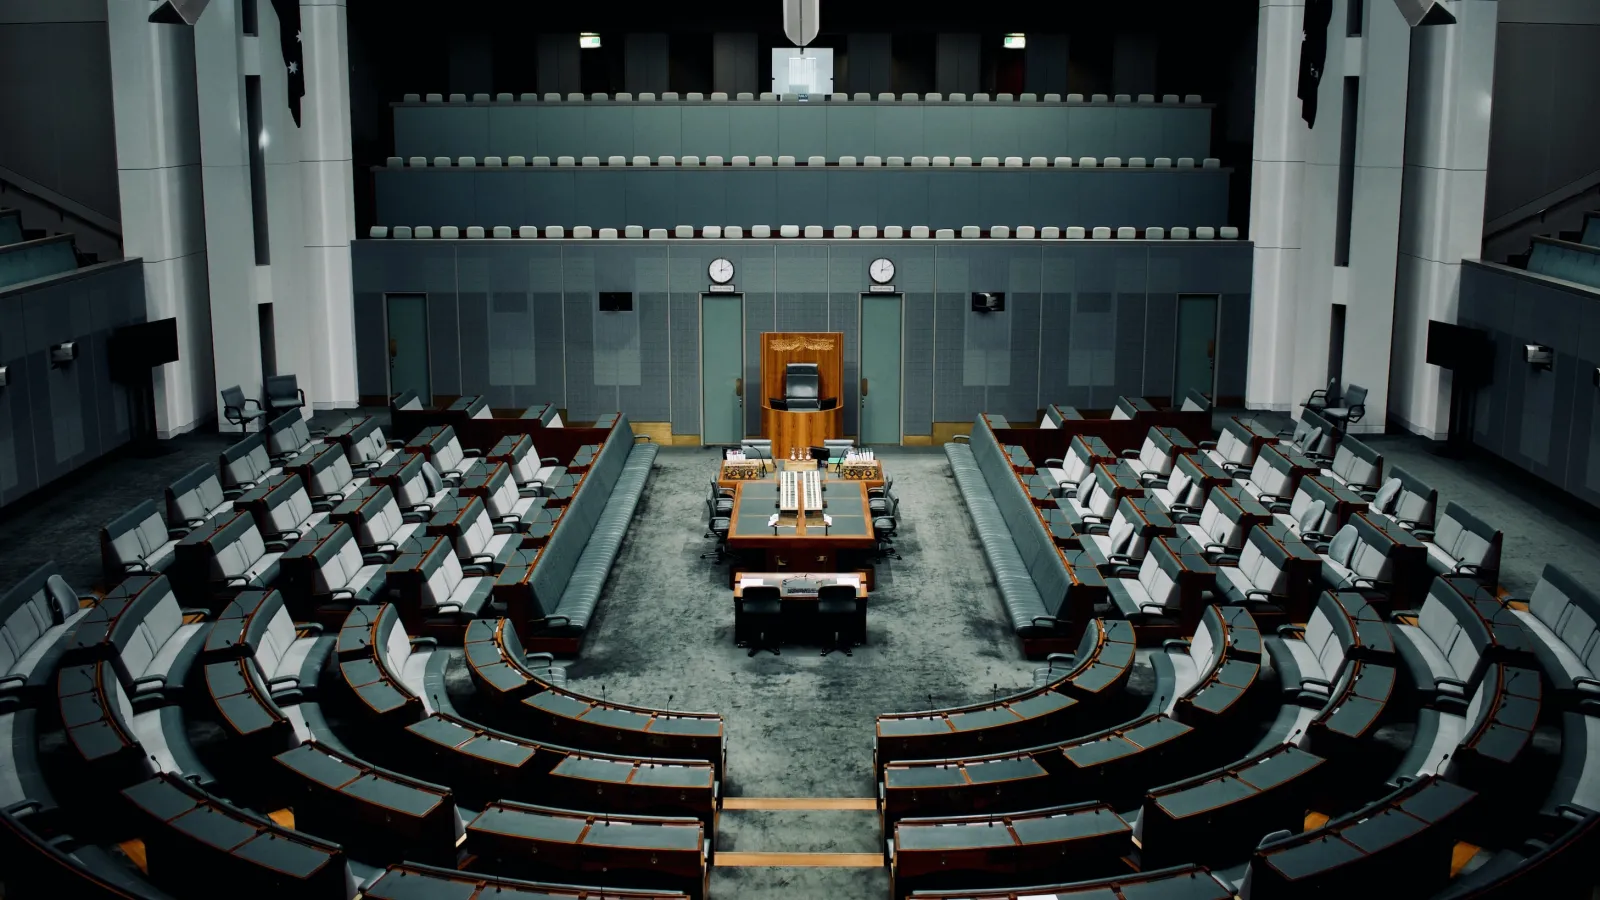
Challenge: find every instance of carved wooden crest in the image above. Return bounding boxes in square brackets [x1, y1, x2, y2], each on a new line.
[771, 336, 836, 352]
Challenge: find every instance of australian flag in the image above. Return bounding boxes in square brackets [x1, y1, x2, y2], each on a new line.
[271, 0, 304, 126]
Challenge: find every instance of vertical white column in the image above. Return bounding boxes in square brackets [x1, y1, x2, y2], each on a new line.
[300, 0, 358, 409]
[107, 2, 214, 437]
[193, 0, 262, 431]
[1390, 1, 1497, 438]
[1246, 0, 1305, 411]
[1336, 0, 1411, 433]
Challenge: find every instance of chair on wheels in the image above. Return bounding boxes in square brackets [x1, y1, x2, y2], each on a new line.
[873, 496, 902, 560]
[710, 479, 734, 517]
[701, 496, 731, 561]
[869, 476, 896, 516]
[221, 385, 268, 431]
[817, 583, 864, 656]
[264, 374, 306, 413]
[1322, 384, 1367, 432]
[737, 585, 782, 656]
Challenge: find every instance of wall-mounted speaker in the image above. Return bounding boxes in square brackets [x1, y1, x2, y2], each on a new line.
[1391, 0, 1456, 27]
[148, 0, 210, 25]
[971, 292, 1005, 313]
[1524, 344, 1553, 371]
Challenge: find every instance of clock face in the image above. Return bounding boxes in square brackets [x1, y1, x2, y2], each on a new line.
[869, 257, 895, 284]
[709, 258, 735, 284]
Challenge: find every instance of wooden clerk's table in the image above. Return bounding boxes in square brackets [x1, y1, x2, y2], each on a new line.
[723, 461, 879, 580]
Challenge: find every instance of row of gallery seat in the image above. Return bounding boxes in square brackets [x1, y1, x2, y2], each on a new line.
[887, 401, 1596, 897]
[369, 224, 1242, 241]
[400, 91, 1209, 105]
[384, 154, 1225, 168]
[0, 397, 735, 899]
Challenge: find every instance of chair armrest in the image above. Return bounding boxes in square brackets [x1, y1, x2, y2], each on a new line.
[130, 674, 167, 690]
[1111, 565, 1141, 578]
[167, 526, 191, 540]
[265, 540, 290, 553]
[523, 651, 557, 667]
[123, 561, 154, 575]
[1350, 577, 1387, 590]
[1162, 638, 1191, 652]
[1198, 441, 1217, 450]
[409, 636, 439, 649]
[1030, 616, 1058, 628]
[1454, 563, 1483, 577]
[243, 398, 262, 410]
[463, 564, 491, 576]
[951, 434, 970, 444]
[534, 615, 572, 628]
[463, 449, 482, 457]
[1245, 589, 1277, 602]
[1212, 553, 1240, 565]
[1119, 449, 1140, 459]
[267, 674, 300, 688]
[330, 589, 355, 601]
[311, 499, 336, 513]
[297, 623, 325, 636]
[0, 674, 29, 690]
[1045, 653, 1077, 664]
[1301, 676, 1332, 689]
[223, 575, 249, 587]
[1434, 676, 1468, 692]
[179, 608, 210, 619]
[385, 438, 405, 449]
[1573, 677, 1600, 693]
[1410, 529, 1435, 542]
[362, 553, 390, 566]
[1042, 458, 1063, 467]
[1277, 624, 1305, 637]
[540, 456, 560, 465]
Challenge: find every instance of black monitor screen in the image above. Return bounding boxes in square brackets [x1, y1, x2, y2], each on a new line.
[1426, 320, 1490, 379]
[108, 318, 179, 381]
[598, 292, 633, 312]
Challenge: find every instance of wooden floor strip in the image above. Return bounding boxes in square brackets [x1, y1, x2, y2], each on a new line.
[716, 852, 883, 868]
[722, 797, 877, 811]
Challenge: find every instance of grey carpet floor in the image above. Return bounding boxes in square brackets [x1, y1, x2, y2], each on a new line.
[564, 446, 1036, 801]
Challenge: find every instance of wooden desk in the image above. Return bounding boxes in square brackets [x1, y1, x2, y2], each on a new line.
[718, 461, 885, 492]
[724, 480, 876, 572]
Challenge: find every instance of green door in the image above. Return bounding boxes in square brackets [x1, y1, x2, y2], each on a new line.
[1174, 294, 1219, 402]
[386, 293, 431, 404]
[700, 294, 745, 444]
[859, 293, 903, 445]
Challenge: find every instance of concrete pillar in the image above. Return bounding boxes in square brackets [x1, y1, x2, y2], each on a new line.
[1246, 0, 1306, 411]
[300, 0, 359, 408]
[1390, 1, 1498, 438]
[107, 1, 214, 437]
[192, 0, 261, 431]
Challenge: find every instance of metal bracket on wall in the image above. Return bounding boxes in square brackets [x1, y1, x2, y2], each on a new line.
[0, 365, 8, 387]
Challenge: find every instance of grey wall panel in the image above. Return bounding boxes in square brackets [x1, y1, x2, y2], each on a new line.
[374, 167, 1233, 231]
[633, 106, 684, 158]
[1485, 21, 1600, 220]
[349, 241, 1254, 437]
[1025, 35, 1071, 96]
[392, 102, 1217, 162]
[847, 34, 894, 95]
[777, 106, 828, 161]
[537, 34, 581, 95]
[625, 34, 671, 95]
[712, 33, 759, 96]
[826, 106, 877, 159]
[935, 34, 981, 96]
[775, 170, 828, 227]
[875, 106, 925, 159]
[681, 106, 732, 158]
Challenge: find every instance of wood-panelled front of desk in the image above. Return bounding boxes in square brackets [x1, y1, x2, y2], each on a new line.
[761, 407, 843, 460]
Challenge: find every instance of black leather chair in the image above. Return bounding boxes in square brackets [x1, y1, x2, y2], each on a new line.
[869, 476, 896, 516]
[1323, 384, 1368, 430]
[701, 496, 730, 561]
[737, 586, 782, 656]
[873, 495, 901, 560]
[816, 584, 864, 656]
[710, 479, 734, 517]
[221, 385, 267, 431]
[785, 362, 820, 410]
[265, 374, 306, 413]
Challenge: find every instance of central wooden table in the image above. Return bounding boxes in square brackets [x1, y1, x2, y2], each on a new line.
[724, 479, 877, 575]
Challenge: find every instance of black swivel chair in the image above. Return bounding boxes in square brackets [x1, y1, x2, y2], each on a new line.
[265, 373, 306, 413]
[869, 476, 895, 516]
[737, 585, 783, 656]
[816, 583, 865, 656]
[873, 495, 902, 561]
[701, 496, 730, 561]
[710, 479, 735, 517]
[221, 385, 268, 431]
